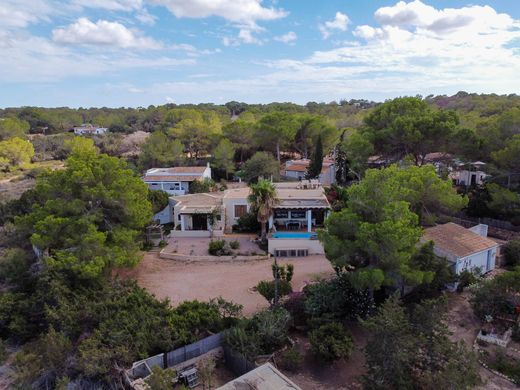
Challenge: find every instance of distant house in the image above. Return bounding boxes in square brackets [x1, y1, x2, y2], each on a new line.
[422, 222, 499, 274]
[282, 158, 336, 185]
[143, 164, 212, 196]
[449, 161, 488, 186]
[73, 124, 108, 135]
[217, 363, 302, 390]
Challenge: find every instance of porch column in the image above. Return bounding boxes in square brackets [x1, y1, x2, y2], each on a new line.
[307, 209, 312, 232]
[180, 214, 185, 231]
[268, 214, 274, 229]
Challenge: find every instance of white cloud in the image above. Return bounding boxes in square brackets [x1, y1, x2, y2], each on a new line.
[0, 0, 52, 28]
[274, 31, 297, 44]
[52, 18, 162, 49]
[136, 9, 157, 25]
[149, 0, 287, 23]
[72, 0, 143, 12]
[319, 12, 350, 39]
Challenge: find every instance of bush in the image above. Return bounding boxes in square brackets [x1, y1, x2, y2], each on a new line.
[257, 280, 292, 305]
[158, 240, 167, 248]
[278, 347, 303, 372]
[145, 366, 177, 390]
[229, 240, 240, 250]
[283, 292, 307, 327]
[208, 240, 231, 256]
[309, 322, 353, 362]
[503, 239, 520, 268]
[457, 269, 480, 292]
[233, 211, 260, 233]
[190, 178, 215, 194]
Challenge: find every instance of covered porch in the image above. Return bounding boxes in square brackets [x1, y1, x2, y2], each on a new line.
[268, 207, 330, 233]
[173, 205, 224, 238]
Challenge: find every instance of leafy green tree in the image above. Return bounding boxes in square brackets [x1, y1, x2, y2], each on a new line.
[364, 97, 458, 165]
[223, 118, 255, 162]
[190, 178, 215, 193]
[15, 140, 152, 279]
[486, 183, 520, 218]
[0, 137, 35, 171]
[255, 112, 297, 161]
[138, 131, 184, 170]
[306, 135, 323, 179]
[492, 134, 520, 188]
[248, 179, 278, 243]
[0, 117, 30, 140]
[293, 114, 337, 158]
[309, 322, 353, 362]
[240, 151, 280, 183]
[148, 189, 170, 214]
[213, 138, 236, 179]
[145, 366, 177, 390]
[341, 131, 374, 181]
[503, 239, 520, 267]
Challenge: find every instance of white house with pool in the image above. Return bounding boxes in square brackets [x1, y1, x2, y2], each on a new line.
[167, 181, 331, 256]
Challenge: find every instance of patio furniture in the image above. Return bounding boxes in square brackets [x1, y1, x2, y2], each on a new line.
[285, 220, 301, 230]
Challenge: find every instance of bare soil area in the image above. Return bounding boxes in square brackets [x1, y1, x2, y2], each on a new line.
[117, 252, 334, 315]
[164, 234, 263, 257]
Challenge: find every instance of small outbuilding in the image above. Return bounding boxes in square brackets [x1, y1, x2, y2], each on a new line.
[422, 222, 499, 274]
[216, 363, 302, 390]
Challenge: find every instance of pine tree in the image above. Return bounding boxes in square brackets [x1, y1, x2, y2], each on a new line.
[306, 135, 323, 179]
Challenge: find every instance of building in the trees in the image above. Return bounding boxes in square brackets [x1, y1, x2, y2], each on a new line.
[143, 164, 212, 196]
[73, 123, 108, 135]
[422, 222, 499, 274]
[450, 161, 488, 186]
[166, 182, 331, 256]
[282, 158, 336, 185]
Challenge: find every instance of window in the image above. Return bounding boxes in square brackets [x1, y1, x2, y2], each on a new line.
[234, 205, 247, 218]
[275, 249, 308, 257]
[290, 210, 306, 219]
[274, 209, 289, 218]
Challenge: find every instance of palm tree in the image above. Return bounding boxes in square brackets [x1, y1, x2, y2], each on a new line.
[248, 179, 279, 244]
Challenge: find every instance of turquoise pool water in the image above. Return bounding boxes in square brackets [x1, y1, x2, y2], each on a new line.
[272, 232, 313, 239]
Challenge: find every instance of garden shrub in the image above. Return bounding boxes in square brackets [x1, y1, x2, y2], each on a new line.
[457, 269, 480, 292]
[145, 366, 177, 390]
[233, 211, 260, 233]
[309, 322, 353, 362]
[158, 240, 167, 248]
[208, 240, 230, 256]
[503, 239, 520, 268]
[229, 240, 240, 250]
[257, 280, 292, 305]
[278, 347, 303, 372]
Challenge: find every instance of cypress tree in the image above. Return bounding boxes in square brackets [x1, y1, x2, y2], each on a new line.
[306, 135, 323, 179]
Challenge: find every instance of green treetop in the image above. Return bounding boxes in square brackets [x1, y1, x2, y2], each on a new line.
[306, 135, 323, 179]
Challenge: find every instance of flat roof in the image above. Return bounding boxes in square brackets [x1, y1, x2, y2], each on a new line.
[423, 222, 498, 258]
[217, 363, 302, 390]
[144, 175, 203, 182]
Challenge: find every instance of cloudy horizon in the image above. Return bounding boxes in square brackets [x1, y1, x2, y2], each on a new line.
[1, 0, 519, 108]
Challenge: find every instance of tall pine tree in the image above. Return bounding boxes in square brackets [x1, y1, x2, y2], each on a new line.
[306, 135, 323, 179]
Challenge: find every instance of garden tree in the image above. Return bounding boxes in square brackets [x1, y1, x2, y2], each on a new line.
[148, 189, 170, 214]
[0, 137, 35, 171]
[15, 139, 153, 279]
[256, 263, 294, 305]
[492, 134, 520, 188]
[449, 127, 483, 160]
[309, 322, 353, 362]
[334, 130, 350, 185]
[145, 366, 177, 390]
[363, 97, 458, 165]
[138, 131, 184, 170]
[248, 179, 278, 244]
[503, 239, 520, 268]
[341, 131, 374, 181]
[255, 112, 297, 161]
[240, 151, 280, 183]
[362, 295, 480, 390]
[198, 356, 216, 390]
[213, 138, 236, 179]
[305, 135, 323, 179]
[0, 117, 30, 140]
[347, 165, 467, 224]
[470, 268, 520, 320]
[189, 178, 215, 194]
[222, 118, 256, 162]
[486, 183, 520, 219]
[293, 114, 337, 158]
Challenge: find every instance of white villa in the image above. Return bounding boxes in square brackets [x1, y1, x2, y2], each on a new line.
[73, 124, 108, 135]
[449, 161, 488, 186]
[422, 222, 499, 274]
[143, 164, 212, 196]
[282, 158, 336, 185]
[165, 181, 331, 256]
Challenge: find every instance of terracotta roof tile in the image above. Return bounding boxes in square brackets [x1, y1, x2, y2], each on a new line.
[423, 223, 498, 258]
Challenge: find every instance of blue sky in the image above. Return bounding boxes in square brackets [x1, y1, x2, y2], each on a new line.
[1, 0, 519, 107]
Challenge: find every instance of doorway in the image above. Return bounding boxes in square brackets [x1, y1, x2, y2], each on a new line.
[192, 214, 208, 230]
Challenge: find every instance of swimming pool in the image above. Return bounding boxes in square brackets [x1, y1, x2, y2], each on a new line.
[272, 232, 314, 239]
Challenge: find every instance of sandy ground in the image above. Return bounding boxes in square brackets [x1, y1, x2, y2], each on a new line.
[118, 252, 334, 315]
[446, 291, 517, 390]
[165, 235, 263, 257]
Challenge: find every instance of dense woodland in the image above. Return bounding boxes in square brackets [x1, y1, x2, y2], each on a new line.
[1, 92, 520, 389]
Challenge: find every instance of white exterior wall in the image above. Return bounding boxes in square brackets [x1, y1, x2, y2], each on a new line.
[268, 238, 324, 255]
[456, 247, 497, 274]
[454, 170, 486, 186]
[147, 181, 189, 196]
[153, 205, 173, 224]
[222, 197, 250, 231]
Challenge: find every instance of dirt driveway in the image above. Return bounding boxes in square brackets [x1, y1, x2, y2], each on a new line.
[118, 252, 334, 315]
